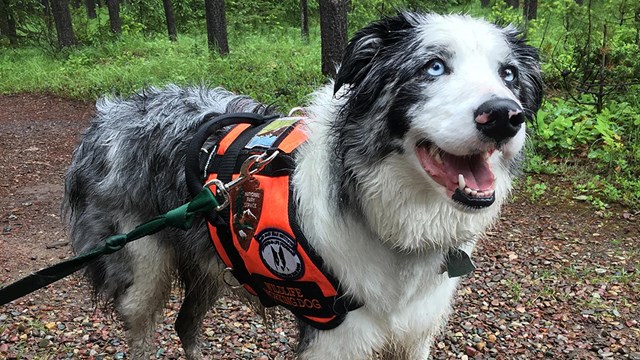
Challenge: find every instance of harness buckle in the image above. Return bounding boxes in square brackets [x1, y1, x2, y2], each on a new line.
[204, 151, 279, 211]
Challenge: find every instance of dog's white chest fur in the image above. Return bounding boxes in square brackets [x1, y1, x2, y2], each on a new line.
[289, 86, 502, 358]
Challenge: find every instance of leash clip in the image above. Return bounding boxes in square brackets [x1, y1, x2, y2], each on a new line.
[205, 151, 279, 211]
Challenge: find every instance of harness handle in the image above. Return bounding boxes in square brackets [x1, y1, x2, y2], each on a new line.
[184, 112, 276, 199]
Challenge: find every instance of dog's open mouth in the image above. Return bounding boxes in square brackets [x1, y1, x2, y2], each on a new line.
[416, 141, 496, 208]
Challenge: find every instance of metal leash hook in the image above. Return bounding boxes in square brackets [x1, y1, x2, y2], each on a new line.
[205, 151, 279, 211]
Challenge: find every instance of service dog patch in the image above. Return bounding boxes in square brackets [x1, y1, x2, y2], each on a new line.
[257, 229, 304, 280]
[229, 177, 263, 250]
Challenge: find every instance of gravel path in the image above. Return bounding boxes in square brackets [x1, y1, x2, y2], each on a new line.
[0, 94, 638, 359]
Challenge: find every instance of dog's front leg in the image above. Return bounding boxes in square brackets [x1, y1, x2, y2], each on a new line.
[378, 335, 434, 360]
[296, 310, 385, 360]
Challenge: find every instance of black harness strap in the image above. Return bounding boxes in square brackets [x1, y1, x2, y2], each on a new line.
[184, 112, 277, 199]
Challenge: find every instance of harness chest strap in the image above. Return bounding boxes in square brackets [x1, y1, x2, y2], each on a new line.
[201, 117, 360, 330]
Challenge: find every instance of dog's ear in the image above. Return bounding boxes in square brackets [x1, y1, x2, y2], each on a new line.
[504, 27, 544, 120]
[334, 13, 417, 95]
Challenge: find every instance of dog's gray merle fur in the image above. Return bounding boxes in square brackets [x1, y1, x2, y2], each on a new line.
[65, 87, 279, 358]
[66, 12, 542, 360]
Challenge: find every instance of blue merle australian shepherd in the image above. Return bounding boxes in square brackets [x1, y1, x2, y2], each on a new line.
[65, 12, 542, 360]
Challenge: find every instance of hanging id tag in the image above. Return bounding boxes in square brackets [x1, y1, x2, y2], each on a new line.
[445, 248, 476, 278]
[229, 176, 264, 250]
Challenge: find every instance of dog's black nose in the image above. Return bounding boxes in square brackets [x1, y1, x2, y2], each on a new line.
[474, 98, 525, 144]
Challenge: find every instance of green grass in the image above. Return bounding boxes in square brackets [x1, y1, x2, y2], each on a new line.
[0, 26, 325, 110]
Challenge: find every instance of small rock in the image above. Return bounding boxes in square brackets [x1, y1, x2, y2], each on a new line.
[465, 345, 477, 357]
[476, 341, 486, 351]
[38, 339, 50, 348]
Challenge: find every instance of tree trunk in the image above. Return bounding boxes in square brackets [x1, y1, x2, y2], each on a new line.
[481, 0, 491, 8]
[0, 0, 18, 45]
[106, 0, 121, 34]
[162, 0, 177, 41]
[204, 0, 229, 55]
[301, 0, 309, 40]
[523, 0, 537, 20]
[636, 8, 640, 46]
[50, 0, 76, 47]
[41, 0, 51, 15]
[85, 0, 96, 18]
[319, 0, 348, 78]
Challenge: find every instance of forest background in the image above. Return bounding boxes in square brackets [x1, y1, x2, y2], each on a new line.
[0, 0, 639, 211]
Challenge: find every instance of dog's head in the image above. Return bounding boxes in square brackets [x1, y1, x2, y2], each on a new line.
[330, 12, 542, 249]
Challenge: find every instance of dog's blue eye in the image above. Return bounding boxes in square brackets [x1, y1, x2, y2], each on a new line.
[501, 66, 517, 82]
[426, 59, 446, 77]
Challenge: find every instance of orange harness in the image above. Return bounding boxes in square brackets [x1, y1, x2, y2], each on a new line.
[191, 114, 360, 330]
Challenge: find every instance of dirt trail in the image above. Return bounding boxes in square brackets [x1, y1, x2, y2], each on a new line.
[0, 94, 638, 359]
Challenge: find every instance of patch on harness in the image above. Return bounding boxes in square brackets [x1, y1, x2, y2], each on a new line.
[245, 119, 300, 150]
[230, 177, 263, 249]
[258, 229, 304, 280]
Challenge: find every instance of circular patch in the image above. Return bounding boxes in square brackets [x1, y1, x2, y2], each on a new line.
[257, 229, 304, 280]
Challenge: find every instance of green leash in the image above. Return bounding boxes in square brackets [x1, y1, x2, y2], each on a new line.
[0, 188, 219, 306]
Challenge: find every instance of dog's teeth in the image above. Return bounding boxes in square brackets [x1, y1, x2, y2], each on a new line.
[434, 152, 443, 164]
[458, 174, 465, 190]
[464, 187, 473, 195]
[471, 190, 478, 197]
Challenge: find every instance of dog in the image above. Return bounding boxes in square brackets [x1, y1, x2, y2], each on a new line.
[64, 12, 542, 360]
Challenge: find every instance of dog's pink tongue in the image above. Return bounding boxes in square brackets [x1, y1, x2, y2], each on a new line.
[442, 153, 495, 191]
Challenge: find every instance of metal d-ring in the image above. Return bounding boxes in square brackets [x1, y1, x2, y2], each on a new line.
[220, 267, 244, 290]
[288, 107, 307, 117]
